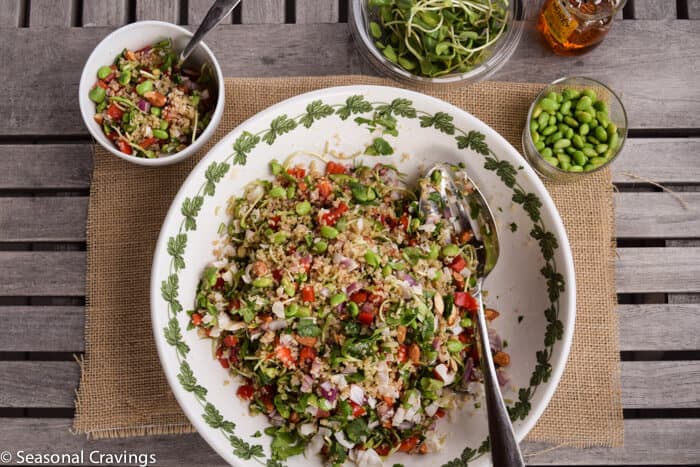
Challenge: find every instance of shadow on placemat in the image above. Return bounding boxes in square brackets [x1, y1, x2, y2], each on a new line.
[74, 76, 623, 448]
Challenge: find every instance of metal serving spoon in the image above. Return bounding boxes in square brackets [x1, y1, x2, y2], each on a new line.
[419, 163, 524, 467]
[179, 0, 242, 64]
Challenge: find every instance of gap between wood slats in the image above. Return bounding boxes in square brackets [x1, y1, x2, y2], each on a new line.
[1, 139, 699, 189]
[2, 190, 699, 241]
[0, 418, 695, 464]
[2, 22, 700, 134]
[1, 248, 699, 296]
[0, 303, 696, 353]
[0, 360, 697, 409]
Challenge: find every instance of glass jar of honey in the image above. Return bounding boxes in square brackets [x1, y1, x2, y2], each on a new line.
[537, 0, 627, 55]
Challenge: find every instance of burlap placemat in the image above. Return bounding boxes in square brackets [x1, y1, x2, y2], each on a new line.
[74, 76, 623, 448]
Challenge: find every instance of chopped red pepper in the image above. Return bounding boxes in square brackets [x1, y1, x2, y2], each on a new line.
[300, 256, 312, 273]
[317, 179, 332, 198]
[236, 384, 255, 400]
[350, 290, 369, 304]
[301, 285, 315, 303]
[298, 181, 308, 192]
[449, 255, 466, 272]
[228, 298, 241, 311]
[349, 401, 366, 417]
[274, 345, 295, 368]
[326, 161, 346, 175]
[357, 310, 375, 325]
[320, 202, 348, 226]
[106, 103, 124, 120]
[191, 313, 202, 326]
[454, 291, 478, 311]
[140, 137, 158, 149]
[397, 344, 408, 363]
[223, 335, 238, 347]
[399, 213, 409, 231]
[116, 139, 132, 155]
[398, 436, 420, 453]
[286, 167, 306, 179]
[298, 346, 316, 365]
[374, 445, 391, 456]
[95, 80, 108, 89]
[436, 408, 446, 418]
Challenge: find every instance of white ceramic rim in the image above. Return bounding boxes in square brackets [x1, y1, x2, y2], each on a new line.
[150, 85, 576, 465]
[78, 20, 225, 166]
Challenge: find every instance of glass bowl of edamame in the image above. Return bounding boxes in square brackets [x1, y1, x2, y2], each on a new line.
[349, 0, 531, 87]
[523, 77, 628, 182]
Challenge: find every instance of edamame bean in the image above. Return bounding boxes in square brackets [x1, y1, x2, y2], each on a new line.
[348, 302, 360, 317]
[557, 154, 571, 164]
[572, 134, 584, 149]
[596, 111, 609, 128]
[562, 88, 580, 100]
[531, 131, 540, 144]
[565, 127, 574, 139]
[564, 116, 579, 128]
[136, 80, 153, 96]
[313, 240, 328, 253]
[573, 151, 587, 166]
[150, 107, 161, 116]
[540, 98, 558, 113]
[119, 70, 131, 85]
[596, 144, 609, 154]
[252, 277, 273, 288]
[590, 157, 607, 165]
[441, 244, 460, 257]
[538, 112, 550, 129]
[535, 141, 545, 151]
[542, 125, 557, 136]
[269, 186, 286, 198]
[575, 111, 593, 123]
[88, 86, 106, 104]
[271, 232, 287, 244]
[541, 147, 553, 158]
[97, 66, 112, 80]
[579, 123, 590, 136]
[153, 129, 168, 139]
[560, 160, 571, 171]
[544, 156, 559, 167]
[576, 95, 593, 110]
[595, 126, 608, 143]
[607, 122, 618, 137]
[582, 147, 598, 158]
[295, 201, 311, 216]
[320, 226, 339, 239]
[569, 165, 584, 172]
[560, 100, 572, 115]
[554, 139, 571, 149]
[593, 100, 607, 112]
[364, 250, 380, 267]
[549, 115, 556, 126]
[608, 132, 620, 150]
[330, 293, 347, 306]
[530, 120, 539, 133]
[582, 89, 597, 100]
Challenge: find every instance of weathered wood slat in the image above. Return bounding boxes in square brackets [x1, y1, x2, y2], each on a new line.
[614, 192, 700, 239]
[0, 145, 93, 189]
[136, 0, 180, 22]
[0, 198, 87, 242]
[82, 0, 129, 26]
[611, 138, 700, 184]
[616, 247, 700, 293]
[241, 0, 285, 24]
[0, 252, 85, 296]
[1, 303, 695, 352]
[1, 249, 699, 296]
[2, 139, 698, 190]
[0, 307, 84, 352]
[188, 0, 231, 25]
[523, 419, 699, 465]
[0, 359, 696, 409]
[621, 361, 700, 409]
[690, 0, 700, 19]
[633, 0, 677, 19]
[619, 304, 700, 351]
[29, 0, 74, 26]
[0, 362, 79, 407]
[2, 21, 699, 134]
[296, 0, 339, 23]
[0, 417, 696, 464]
[3, 191, 699, 241]
[0, 0, 23, 26]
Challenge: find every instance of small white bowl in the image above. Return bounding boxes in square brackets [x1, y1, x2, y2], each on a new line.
[79, 21, 225, 166]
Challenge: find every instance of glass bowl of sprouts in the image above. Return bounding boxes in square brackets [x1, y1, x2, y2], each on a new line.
[349, 0, 530, 87]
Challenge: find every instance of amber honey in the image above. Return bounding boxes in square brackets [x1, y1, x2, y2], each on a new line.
[537, 0, 625, 56]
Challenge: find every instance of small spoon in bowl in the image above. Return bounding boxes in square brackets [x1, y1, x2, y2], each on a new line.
[179, 0, 242, 64]
[419, 163, 524, 467]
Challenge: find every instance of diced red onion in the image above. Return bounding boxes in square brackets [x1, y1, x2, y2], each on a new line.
[319, 287, 330, 298]
[497, 368, 510, 387]
[319, 381, 338, 403]
[488, 327, 503, 352]
[361, 302, 374, 313]
[399, 272, 417, 286]
[463, 357, 474, 384]
[345, 282, 362, 295]
[301, 374, 314, 393]
[137, 99, 150, 112]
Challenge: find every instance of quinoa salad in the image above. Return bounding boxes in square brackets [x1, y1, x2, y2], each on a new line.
[189, 159, 510, 465]
[88, 38, 216, 158]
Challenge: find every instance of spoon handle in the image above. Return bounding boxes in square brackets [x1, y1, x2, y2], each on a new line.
[180, 0, 242, 63]
[475, 290, 525, 467]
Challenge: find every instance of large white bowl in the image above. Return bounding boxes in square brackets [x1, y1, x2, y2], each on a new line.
[151, 86, 576, 466]
[79, 21, 225, 166]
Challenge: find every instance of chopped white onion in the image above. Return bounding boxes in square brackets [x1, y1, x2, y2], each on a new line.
[271, 301, 285, 318]
[304, 427, 330, 458]
[334, 430, 356, 450]
[299, 423, 316, 437]
[349, 384, 365, 405]
[425, 401, 439, 417]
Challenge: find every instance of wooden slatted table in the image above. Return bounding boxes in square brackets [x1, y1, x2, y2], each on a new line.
[1, 0, 698, 465]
